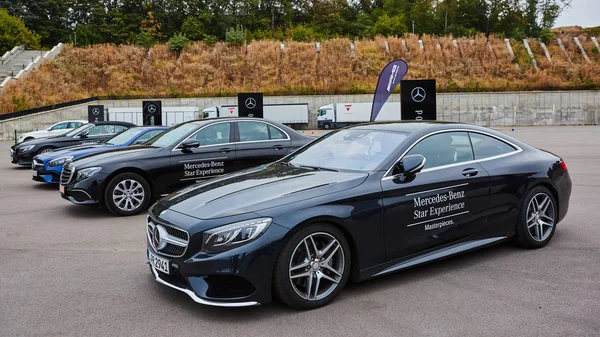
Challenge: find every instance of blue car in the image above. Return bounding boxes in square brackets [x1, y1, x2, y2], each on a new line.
[32, 126, 168, 184]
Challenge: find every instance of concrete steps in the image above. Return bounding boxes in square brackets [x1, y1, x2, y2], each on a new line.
[0, 50, 47, 78]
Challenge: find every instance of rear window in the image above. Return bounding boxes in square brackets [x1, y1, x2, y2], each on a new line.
[469, 133, 517, 160]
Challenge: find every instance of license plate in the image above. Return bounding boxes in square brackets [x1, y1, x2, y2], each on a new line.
[32, 170, 38, 177]
[149, 250, 170, 274]
[59, 184, 65, 194]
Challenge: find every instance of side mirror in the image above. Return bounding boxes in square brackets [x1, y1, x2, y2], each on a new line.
[392, 154, 426, 181]
[180, 139, 200, 151]
[78, 129, 89, 138]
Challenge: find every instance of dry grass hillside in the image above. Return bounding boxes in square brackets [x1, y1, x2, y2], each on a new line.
[1, 34, 599, 114]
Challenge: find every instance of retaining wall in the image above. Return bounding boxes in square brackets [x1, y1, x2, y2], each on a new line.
[1, 90, 598, 140]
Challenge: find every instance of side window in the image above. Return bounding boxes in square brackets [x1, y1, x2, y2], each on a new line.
[87, 125, 109, 135]
[112, 125, 128, 134]
[193, 123, 231, 145]
[268, 125, 287, 140]
[469, 133, 517, 160]
[406, 132, 474, 169]
[135, 130, 164, 144]
[238, 122, 269, 142]
[50, 123, 68, 130]
[68, 122, 82, 128]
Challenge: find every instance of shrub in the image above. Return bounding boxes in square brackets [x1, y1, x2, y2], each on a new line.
[0, 9, 40, 52]
[181, 17, 205, 42]
[136, 31, 155, 49]
[225, 26, 245, 46]
[168, 33, 189, 56]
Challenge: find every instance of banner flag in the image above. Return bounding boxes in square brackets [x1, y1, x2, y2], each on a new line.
[370, 60, 408, 122]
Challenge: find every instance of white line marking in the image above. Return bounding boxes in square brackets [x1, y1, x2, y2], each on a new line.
[407, 211, 470, 227]
[405, 183, 469, 197]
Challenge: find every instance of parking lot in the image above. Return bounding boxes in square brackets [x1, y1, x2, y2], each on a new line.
[1, 126, 599, 337]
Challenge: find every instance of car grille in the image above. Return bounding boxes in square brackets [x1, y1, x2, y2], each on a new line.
[60, 163, 73, 184]
[32, 159, 43, 169]
[147, 216, 189, 258]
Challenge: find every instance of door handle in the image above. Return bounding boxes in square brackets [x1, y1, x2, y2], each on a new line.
[219, 148, 232, 153]
[462, 168, 478, 177]
[272, 145, 284, 150]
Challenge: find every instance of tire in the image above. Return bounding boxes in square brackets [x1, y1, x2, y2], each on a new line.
[515, 186, 557, 249]
[323, 123, 331, 130]
[37, 147, 54, 155]
[104, 172, 151, 216]
[273, 223, 351, 310]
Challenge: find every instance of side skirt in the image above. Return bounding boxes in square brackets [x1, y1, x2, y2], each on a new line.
[361, 236, 509, 281]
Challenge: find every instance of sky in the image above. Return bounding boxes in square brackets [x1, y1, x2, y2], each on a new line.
[553, 0, 600, 28]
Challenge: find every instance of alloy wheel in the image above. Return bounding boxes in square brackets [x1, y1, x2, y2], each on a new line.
[289, 232, 345, 301]
[112, 179, 145, 212]
[526, 192, 555, 242]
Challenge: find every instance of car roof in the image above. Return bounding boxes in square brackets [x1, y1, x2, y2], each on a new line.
[92, 121, 137, 127]
[348, 121, 484, 133]
[130, 125, 169, 130]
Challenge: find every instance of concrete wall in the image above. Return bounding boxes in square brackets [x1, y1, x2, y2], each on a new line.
[1, 90, 599, 140]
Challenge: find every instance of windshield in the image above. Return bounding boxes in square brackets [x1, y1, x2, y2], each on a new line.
[147, 123, 199, 147]
[318, 109, 328, 116]
[65, 123, 92, 137]
[105, 128, 144, 145]
[285, 129, 407, 172]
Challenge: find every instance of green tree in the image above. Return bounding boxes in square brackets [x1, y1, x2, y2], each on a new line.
[225, 25, 245, 46]
[372, 13, 407, 37]
[136, 31, 155, 49]
[168, 33, 189, 57]
[181, 17, 205, 42]
[0, 8, 40, 52]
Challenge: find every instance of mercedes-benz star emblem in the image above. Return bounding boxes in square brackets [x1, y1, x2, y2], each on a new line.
[92, 108, 100, 116]
[245, 98, 257, 109]
[147, 104, 157, 114]
[411, 87, 426, 103]
[152, 225, 167, 251]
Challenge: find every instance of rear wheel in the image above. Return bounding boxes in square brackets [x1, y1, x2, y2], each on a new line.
[273, 223, 351, 310]
[104, 172, 151, 216]
[323, 123, 331, 130]
[515, 186, 557, 248]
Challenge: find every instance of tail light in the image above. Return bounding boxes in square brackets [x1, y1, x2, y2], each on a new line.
[559, 160, 567, 171]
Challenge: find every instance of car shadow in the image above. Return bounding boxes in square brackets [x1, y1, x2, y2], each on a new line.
[31, 183, 58, 191]
[62, 204, 110, 219]
[145, 240, 521, 321]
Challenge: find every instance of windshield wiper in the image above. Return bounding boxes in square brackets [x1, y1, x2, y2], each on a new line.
[298, 165, 339, 172]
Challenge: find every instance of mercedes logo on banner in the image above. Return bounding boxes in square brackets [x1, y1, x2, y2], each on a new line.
[87, 105, 105, 122]
[92, 108, 100, 116]
[238, 93, 264, 118]
[147, 104, 157, 114]
[411, 87, 426, 102]
[245, 98, 257, 109]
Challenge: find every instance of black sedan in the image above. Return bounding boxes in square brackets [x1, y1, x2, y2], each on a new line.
[60, 118, 313, 216]
[145, 122, 572, 309]
[10, 121, 136, 165]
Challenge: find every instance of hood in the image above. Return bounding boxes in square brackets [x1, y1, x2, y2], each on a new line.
[12, 135, 74, 149]
[153, 163, 368, 220]
[36, 144, 115, 163]
[20, 130, 55, 138]
[71, 145, 163, 167]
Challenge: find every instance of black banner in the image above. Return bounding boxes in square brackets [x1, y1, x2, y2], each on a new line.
[400, 80, 437, 121]
[238, 93, 263, 118]
[87, 105, 105, 123]
[142, 101, 162, 126]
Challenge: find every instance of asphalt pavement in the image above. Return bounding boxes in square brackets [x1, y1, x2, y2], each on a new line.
[0, 126, 599, 337]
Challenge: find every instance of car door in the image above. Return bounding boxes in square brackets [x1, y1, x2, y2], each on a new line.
[234, 121, 292, 170]
[167, 122, 236, 192]
[381, 131, 491, 261]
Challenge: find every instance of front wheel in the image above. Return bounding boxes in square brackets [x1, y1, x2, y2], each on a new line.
[323, 123, 331, 130]
[104, 172, 151, 216]
[273, 224, 351, 310]
[37, 147, 54, 155]
[515, 186, 557, 249]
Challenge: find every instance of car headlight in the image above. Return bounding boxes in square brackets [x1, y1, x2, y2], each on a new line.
[19, 145, 35, 152]
[202, 218, 272, 253]
[75, 167, 102, 181]
[49, 156, 74, 167]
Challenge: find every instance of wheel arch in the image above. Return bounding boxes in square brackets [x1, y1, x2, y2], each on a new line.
[102, 167, 154, 201]
[525, 180, 560, 220]
[280, 216, 361, 282]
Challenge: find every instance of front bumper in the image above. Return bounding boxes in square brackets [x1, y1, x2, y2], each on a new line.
[10, 148, 34, 166]
[146, 217, 290, 306]
[32, 160, 61, 184]
[61, 173, 106, 205]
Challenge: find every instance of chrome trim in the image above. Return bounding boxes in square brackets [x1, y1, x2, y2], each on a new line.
[405, 183, 469, 197]
[382, 129, 523, 180]
[147, 216, 189, 258]
[171, 120, 291, 152]
[149, 266, 260, 307]
[407, 210, 470, 227]
[178, 157, 228, 163]
[71, 189, 93, 199]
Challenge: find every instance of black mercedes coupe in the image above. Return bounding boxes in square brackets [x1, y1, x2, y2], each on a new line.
[145, 121, 572, 310]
